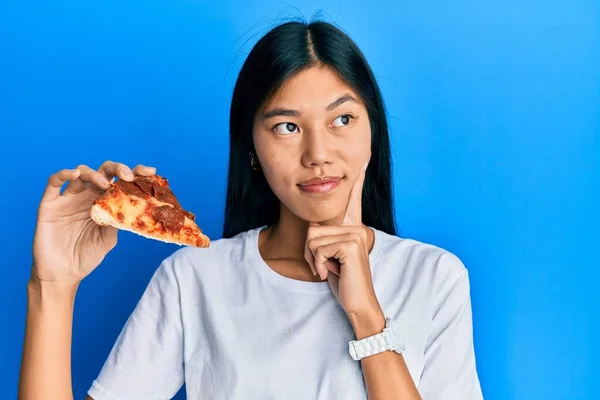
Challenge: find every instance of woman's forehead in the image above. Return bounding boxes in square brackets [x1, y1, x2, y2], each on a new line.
[264, 66, 361, 111]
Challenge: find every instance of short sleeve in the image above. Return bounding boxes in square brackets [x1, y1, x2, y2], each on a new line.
[418, 253, 484, 400]
[88, 258, 184, 400]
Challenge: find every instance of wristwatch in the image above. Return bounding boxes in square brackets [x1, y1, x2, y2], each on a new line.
[348, 317, 406, 361]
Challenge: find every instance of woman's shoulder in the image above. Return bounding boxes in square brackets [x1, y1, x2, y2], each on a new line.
[169, 227, 258, 259]
[157, 227, 261, 275]
[375, 228, 470, 282]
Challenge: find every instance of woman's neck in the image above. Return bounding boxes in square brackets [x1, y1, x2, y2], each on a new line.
[261, 207, 314, 262]
[259, 204, 361, 261]
[257, 204, 375, 282]
[257, 205, 336, 281]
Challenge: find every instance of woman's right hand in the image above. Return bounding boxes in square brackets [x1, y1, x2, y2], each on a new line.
[31, 160, 157, 284]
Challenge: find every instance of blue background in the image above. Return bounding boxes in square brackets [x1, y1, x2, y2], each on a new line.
[1, 0, 598, 399]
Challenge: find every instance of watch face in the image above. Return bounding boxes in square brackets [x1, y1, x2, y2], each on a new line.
[349, 343, 359, 360]
[390, 318, 407, 352]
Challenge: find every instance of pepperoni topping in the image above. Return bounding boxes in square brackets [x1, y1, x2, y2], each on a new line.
[115, 174, 195, 234]
[134, 176, 157, 195]
[153, 186, 180, 208]
[117, 180, 147, 198]
[151, 205, 185, 232]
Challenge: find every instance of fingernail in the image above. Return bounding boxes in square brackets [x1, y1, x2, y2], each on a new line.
[315, 265, 323, 280]
[362, 159, 369, 172]
[121, 168, 133, 177]
[310, 264, 317, 276]
[99, 177, 110, 186]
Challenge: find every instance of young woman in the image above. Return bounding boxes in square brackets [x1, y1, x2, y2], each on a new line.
[19, 21, 483, 399]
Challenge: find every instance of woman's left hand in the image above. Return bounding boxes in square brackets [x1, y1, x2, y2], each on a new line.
[304, 160, 383, 318]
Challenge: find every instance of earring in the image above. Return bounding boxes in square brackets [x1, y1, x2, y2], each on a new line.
[249, 151, 261, 171]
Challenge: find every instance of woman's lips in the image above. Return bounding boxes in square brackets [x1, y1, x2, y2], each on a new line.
[298, 177, 342, 194]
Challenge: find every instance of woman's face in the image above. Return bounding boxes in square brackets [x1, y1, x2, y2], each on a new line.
[253, 65, 372, 225]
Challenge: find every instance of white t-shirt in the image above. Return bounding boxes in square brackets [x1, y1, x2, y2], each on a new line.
[88, 226, 483, 400]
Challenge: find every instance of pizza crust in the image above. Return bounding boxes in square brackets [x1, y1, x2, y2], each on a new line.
[90, 203, 199, 247]
[89, 175, 210, 248]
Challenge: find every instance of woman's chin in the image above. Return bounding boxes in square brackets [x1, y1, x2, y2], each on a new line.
[299, 210, 343, 225]
[282, 198, 346, 225]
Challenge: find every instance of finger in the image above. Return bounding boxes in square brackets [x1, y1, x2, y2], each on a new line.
[97, 160, 135, 182]
[306, 224, 367, 244]
[64, 164, 111, 194]
[314, 242, 343, 281]
[42, 169, 81, 202]
[309, 235, 361, 279]
[313, 241, 360, 281]
[315, 239, 365, 279]
[304, 243, 318, 276]
[307, 233, 364, 259]
[342, 158, 369, 226]
[327, 272, 340, 300]
[325, 259, 341, 276]
[304, 222, 320, 276]
[132, 164, 157, 176]
[306, 225, 366, 277]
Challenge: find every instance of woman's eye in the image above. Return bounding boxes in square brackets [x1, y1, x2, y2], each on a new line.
[273, 122, 299, 134]
[332, 114, 353, 127]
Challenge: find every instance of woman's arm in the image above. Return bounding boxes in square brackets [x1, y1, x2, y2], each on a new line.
[349, 309, 422, 400]
[417, 265, 483, 399]
[21, 162, 156, 400]
[18, 277, 81, 400]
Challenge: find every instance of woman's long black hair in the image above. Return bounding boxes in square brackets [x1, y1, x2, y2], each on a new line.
[223, 20, 397, 238]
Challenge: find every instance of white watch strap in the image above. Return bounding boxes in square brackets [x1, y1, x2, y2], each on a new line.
[348, 328, 395, 361]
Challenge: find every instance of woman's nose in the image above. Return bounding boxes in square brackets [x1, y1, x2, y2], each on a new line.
[301, 129, 334, 167]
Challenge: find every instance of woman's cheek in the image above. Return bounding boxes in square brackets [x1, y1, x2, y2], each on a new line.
[342, 146, 370, 177]
[340, 122, 371, 158]
[261, 157, 293, 194]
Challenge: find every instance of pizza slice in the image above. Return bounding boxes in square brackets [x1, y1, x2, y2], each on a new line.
[90, 174, 210, 247]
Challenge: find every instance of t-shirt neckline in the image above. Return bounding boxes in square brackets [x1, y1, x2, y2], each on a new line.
[246, 225, 384, 293]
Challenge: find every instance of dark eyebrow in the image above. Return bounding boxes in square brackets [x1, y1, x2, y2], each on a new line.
[326, 95, 359, 111]
[262, 108, 301, 120]
[262, 94, 359, 120]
